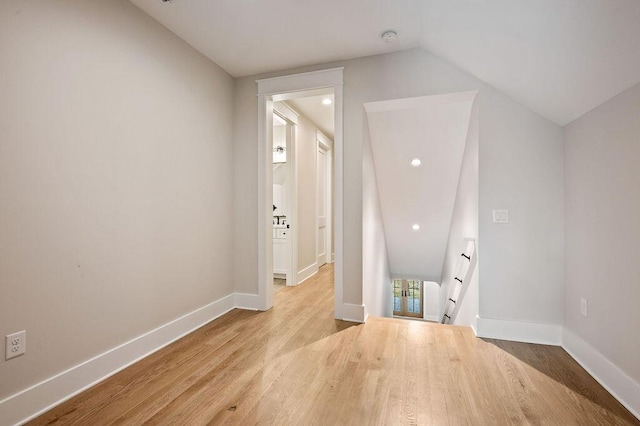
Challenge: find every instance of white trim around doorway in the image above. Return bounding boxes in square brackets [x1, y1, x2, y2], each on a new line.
[256, 67, 345, 318]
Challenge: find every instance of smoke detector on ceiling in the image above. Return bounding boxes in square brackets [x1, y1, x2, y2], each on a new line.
[381, 30, 398, 43]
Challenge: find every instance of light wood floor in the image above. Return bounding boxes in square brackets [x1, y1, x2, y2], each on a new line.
[273, 278, 286, 294]
[31, 264, 639, 425]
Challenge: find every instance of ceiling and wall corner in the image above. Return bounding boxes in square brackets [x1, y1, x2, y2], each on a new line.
[417, 0, 640, 126]
[365, 92, 475, 282]
[128, 0, 422, 77]
[129, 0, 640, 127]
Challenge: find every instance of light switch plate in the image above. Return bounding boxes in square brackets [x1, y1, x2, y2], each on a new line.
[580, 298, 588, 317]
[493, 209, 509, 224]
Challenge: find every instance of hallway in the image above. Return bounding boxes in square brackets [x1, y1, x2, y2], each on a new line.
[31, 264, 638, 425]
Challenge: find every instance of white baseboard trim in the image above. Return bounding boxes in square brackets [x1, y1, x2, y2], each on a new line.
[0, 293, 236, 426]
[424, 315, 441, 322]
[475, 316, 562, 345]
[18, 301, 638, 426]
[470, 319, 638, 420]
[297, 262, 318, 285]
[234, 293, 262, 311]
[562, 328, 640, 420]
[340, 303, 366, 323]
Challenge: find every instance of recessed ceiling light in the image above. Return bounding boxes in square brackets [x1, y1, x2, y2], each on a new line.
[410, 157, 422, 167]
[412, 224, 420, 231]
[322, 98, 332, 106]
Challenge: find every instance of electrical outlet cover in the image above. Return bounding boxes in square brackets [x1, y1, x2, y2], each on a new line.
[5, 331, 26, 360]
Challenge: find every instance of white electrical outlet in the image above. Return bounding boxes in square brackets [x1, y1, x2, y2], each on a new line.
[580, 298, 588, 317]
[5, 331, 26, 360]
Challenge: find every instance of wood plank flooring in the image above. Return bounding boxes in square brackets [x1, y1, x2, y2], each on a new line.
[31, 264, 639, 425]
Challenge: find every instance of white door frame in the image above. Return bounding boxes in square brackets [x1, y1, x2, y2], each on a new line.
[257, 68, 344, 317]
[316, 130, 333, 266]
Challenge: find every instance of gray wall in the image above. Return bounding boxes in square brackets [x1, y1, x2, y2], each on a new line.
[564, 81, 640, 384]
[294, 112, 322, 276]
[0, 0, 235, 399]
[362, 116, 392, 318]
[233, 48, 564, 325]
[441, 100, 479, 327]
[233, 77, 260, 294]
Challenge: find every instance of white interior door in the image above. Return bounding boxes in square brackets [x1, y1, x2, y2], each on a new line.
[317, 145, 328, 266]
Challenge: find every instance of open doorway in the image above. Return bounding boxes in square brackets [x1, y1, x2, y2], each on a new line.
[257, 68, 344, 315]
[272, 109, 294, 290]
[270, 91, 335, 301]
[362, 91, 479, 325]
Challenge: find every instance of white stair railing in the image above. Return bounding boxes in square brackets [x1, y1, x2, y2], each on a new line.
[442, 238, 476, 324]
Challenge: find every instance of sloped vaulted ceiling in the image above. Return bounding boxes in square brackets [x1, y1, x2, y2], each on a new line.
[365, 93, 475, 281]
[130, 0, 640, 125]
[418, 0, 640, 125]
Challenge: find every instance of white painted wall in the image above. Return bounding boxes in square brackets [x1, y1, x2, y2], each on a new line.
[564, 81, 640, 385]
[440, 100, 479, 327]
[233, 48, 564, 328]
[233, 78, 260, 294]
[0, 0, 234, 401]
[272, 126, 288, 216]
[362, 116, 392, 318]
[478, 87, 564, 325]
[294, 112, 320, 278]
[272, 124, 286, 166]
[423, 282, 441, 322]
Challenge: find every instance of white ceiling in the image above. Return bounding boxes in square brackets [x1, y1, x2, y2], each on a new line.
[129, 0, 421, 77]
[130, 0, 640, 126]
[419, 0, 640, 125]
[288, 94, 334, 140]
[366, 93, 475, 282]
